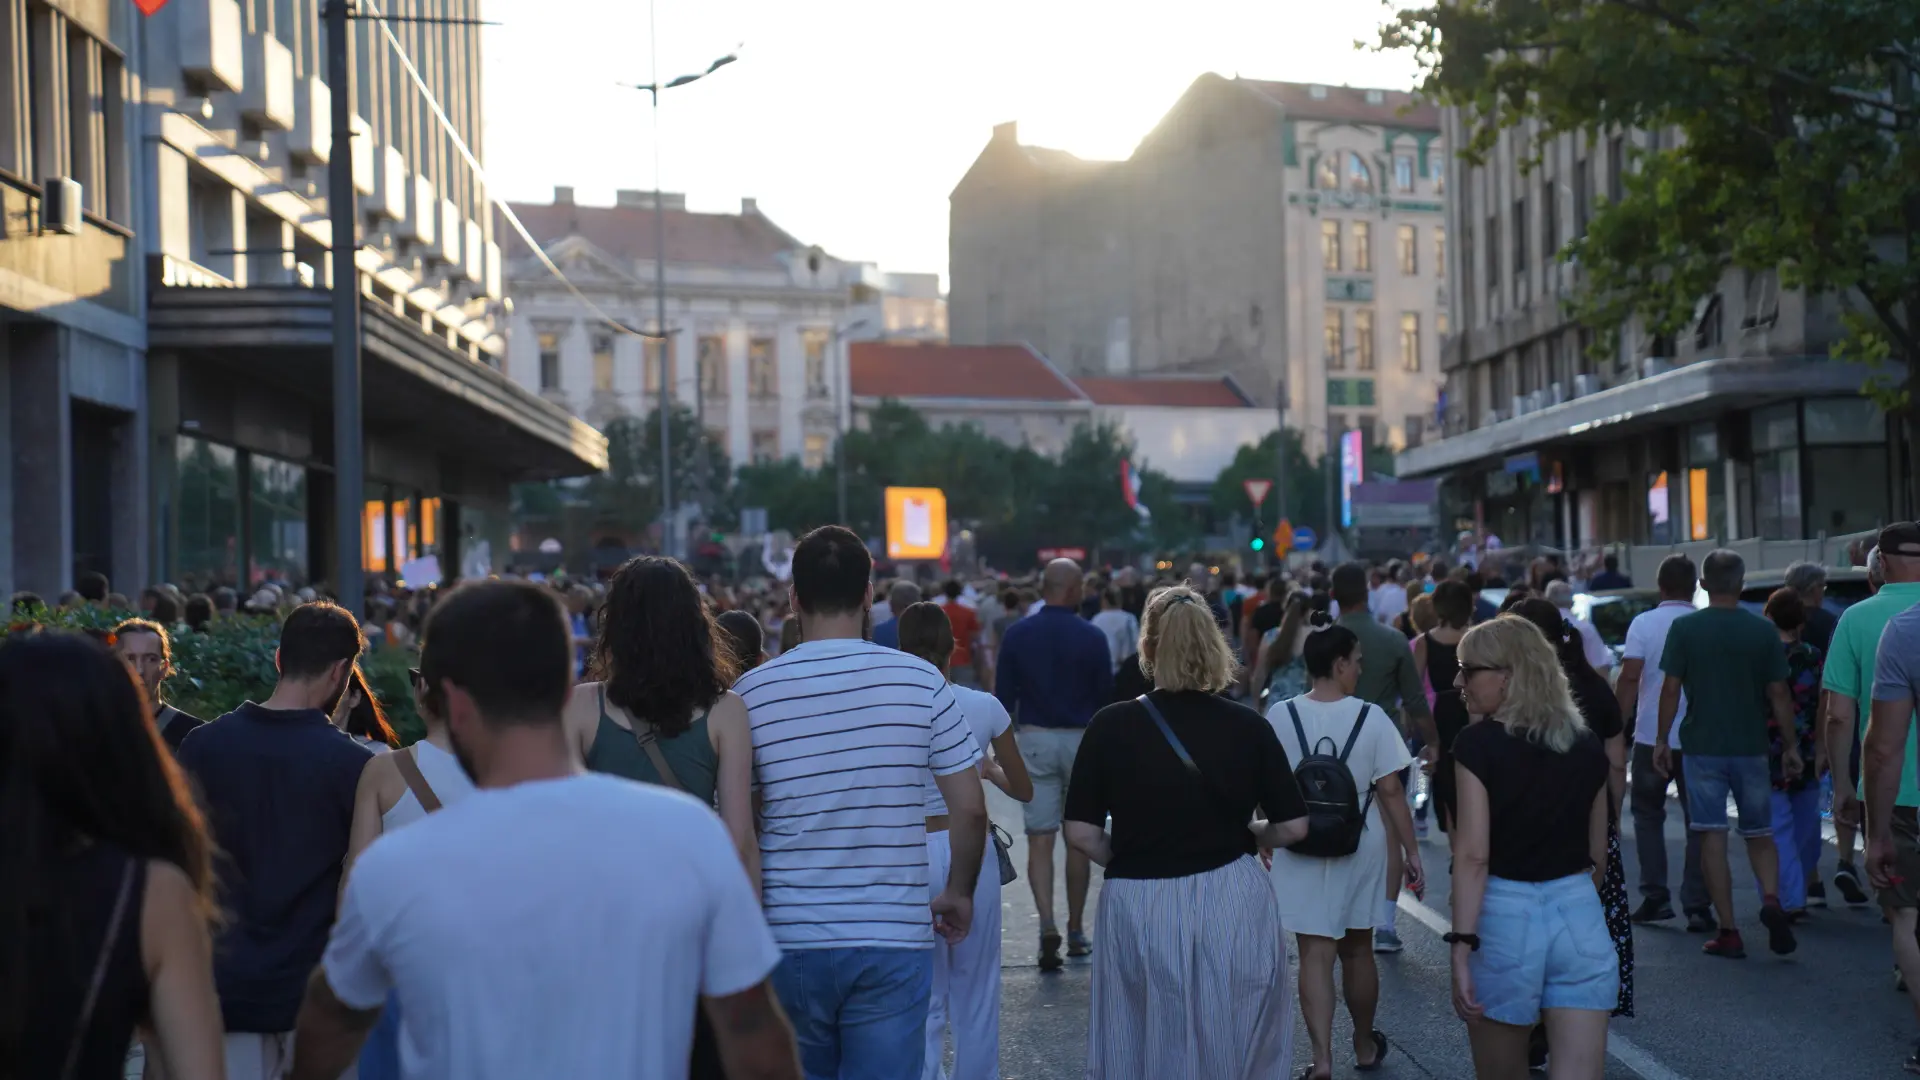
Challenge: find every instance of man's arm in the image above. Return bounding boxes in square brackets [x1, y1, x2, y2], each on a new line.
[702, 980, 803, 1080]
[1866, 695, 1913, 888]
[1655, 675, 1682, 754]
[1828, 693, 1863, 821]
[1396, 645, 1439, 752]
[288, 967, 381, 1080]
[1614, 658, 1644, 738]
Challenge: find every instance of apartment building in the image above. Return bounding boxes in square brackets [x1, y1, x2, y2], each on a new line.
[1397, 118, 1891, 549]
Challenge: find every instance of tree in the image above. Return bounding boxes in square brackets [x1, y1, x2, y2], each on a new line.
[1209, 430, 1398, 540]
[1381, 0, 1920, 500]
[732, 458, 837, 535]
[580, 405, 729, 535]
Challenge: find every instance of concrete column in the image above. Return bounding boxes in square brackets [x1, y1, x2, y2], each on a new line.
[612, 330, 642, 416]
[214, 189, 246, 284]
[1725, 457, 1741, 541]
[247, 215, 297, 286]
[147, 352, 183, 588]
[726, 320, 749, 464]
[154, 144, 194, 262]
[776, 319, 804, 457]
[10, 326, 72, 597]
[674, 324, 698, 411]
[0, 332, 11, 599]
[559, 317, 589, 417]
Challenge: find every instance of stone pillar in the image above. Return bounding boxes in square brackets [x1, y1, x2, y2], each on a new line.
[776, 319, 804, 457]
[726, 320, 750, 464]
[674, 324, 698, 411]
[147, 352, 183, 588]
[10, 325, 72, 597]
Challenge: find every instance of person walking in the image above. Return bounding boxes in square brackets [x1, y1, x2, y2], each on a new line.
[332, 666, 397, 753]
[1268, 616, 1420, 1079]
[718, 608, 769, 673]
[1589, 554, 1632, 591]
[1544, 581, 1615, 679]
[0, 633, 225, 1080]
[1415, 581, 1474, 833]
[1653, 549, 1801, 958]
[1448, 615, 1617, 1078]
[113, 618, 205, 752]
[734, 526, 988, 1080]
[1864, 581, 1920, 1073]
[1615, 554, 1714, 928]
[1784, 561, 1838, 656]
[936, 581, 985, 688]
[177, 602, 372, 1080]
[1249, 591, 1315, 707]
[1063, 586, 1309, 1079]
[994, 558, 1114, 970]
[1753, 589, 1825, 918]
[872, 579, 922, 650]
[290, 581, 800, 1080]
[1091, 586, 1142, 675]
[896, 602, 1032, 1080]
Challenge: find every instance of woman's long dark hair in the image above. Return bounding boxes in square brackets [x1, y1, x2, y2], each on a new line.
[0, 634, 215, 1065]
[595, 556, 737, 737]
[1510, 598, 1598, 682]
[344, 666, 397, 747]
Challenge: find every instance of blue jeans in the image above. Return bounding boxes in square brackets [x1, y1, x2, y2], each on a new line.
[356, 991, 401, 1080]
[771, 947, 933, 1080]
[1683, 754, 1774, 837]
[1753, 786, 1823, 909]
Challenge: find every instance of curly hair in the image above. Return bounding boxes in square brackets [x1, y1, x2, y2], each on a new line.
[1457, 615, 1587, 753]
[594, 556, 736, 737]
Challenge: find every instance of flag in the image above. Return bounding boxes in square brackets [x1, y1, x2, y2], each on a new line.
[135, 0, 170, 14]
[1121, 459, 1150, 520]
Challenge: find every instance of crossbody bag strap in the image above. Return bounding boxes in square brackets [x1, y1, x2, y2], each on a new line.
[1137, 694, 1246, 829]
[60, 857, 138, 1080]
[393, 745, 442, 814]
[603, 685, 685, 792]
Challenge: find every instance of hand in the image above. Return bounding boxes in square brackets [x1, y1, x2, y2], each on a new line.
[1651, 743, 1672, 779]
[1781, 748, 1805, 783]
[1833, 786, 1864, 829]
[1404, 852, 1426, 901]
[1450, 949, 1484, 1021]
[1868, 833, 1900, 892]
[1259, 847, 1274, 871]
[1419, 744, 1439, 767]
[931, 889, 973, 944]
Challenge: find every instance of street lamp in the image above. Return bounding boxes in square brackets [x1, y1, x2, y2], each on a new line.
[831, 317, 872, 526]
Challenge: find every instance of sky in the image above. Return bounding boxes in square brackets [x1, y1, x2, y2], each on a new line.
[480, 0, 1421, 285]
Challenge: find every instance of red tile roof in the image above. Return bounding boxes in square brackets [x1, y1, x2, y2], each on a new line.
[1072, 375, 1253, 408]
[850, 343, 1084, 402]
[498, 199, 804, 269]
[1237, 79, 1440, 129]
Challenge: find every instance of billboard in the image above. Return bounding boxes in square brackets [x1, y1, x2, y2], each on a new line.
[885, 487, 948, 560]
[1339, 429, 1364, 528]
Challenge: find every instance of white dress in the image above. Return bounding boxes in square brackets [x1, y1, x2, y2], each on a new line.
[1265, 693, 1412, 938]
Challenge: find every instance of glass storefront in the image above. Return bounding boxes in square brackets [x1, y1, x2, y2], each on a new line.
[176, 436, 241, 589]
[250, 455, 309, 586]
[1804, 399, 1891, 536]
[1685, 422, 1724, 543]
[1750, 403, 1802, 540]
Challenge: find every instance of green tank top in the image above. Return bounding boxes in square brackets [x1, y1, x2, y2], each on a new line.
[584, 686, 719, 806]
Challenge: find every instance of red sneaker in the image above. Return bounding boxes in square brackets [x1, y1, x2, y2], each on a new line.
[1702, 930, 1747, 959]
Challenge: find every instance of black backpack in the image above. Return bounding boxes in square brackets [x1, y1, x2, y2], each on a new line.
[1284, 701, 1376, 858]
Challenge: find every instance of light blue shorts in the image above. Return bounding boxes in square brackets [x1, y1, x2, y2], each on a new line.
[1470, 873, 1619, 1026]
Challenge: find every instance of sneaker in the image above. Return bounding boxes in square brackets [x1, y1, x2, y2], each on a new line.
[1836, 864, 1871, 906]
[1760, 900, 1799, 955]
[1038, 929, 1063, 973]
[1808, 879, 1829, 908]
[1374, 928, 1404, 954]
[1686, 910, 1718, 934]
[1904, 1039, 1920, 1074]
[1067, 930, 1092, 958]
[1415, 818, 1430, 842]
[1702, 930, 1747, 958]
[1629, 898, 1675, 924]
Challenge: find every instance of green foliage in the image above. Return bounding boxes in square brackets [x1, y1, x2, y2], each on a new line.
[1208, 429, 1396, 537]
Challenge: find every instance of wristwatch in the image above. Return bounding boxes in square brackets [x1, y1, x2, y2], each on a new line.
[1442, 931, 1481, 950]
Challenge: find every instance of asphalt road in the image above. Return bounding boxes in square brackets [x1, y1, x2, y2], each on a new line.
[986, 777, 1918, 1080]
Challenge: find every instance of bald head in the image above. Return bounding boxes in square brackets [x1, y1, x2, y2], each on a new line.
[1041, 559, 1084, 606]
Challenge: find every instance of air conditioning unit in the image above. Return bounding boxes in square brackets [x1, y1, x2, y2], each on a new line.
[40, 177, 81, 234]
[1573, 373, 1602, 398]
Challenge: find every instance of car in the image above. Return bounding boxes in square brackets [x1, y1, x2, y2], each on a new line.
[1736, 567, 1870, 617]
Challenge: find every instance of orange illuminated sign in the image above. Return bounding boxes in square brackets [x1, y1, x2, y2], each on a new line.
[884, 487, 948, 561]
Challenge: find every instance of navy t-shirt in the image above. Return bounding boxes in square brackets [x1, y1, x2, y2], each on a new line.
[178, 701, 373, 1032]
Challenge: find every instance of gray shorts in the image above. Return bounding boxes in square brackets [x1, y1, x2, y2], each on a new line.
[1016, 726, 1084, 834]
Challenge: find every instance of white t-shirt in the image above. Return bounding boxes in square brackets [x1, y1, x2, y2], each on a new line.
[1622, 600, 1695, 747]
[735, 638, 981, 950]
[926, 684, 1013, 815]
[1568, 612, 1614, 672]
[1371, 584, 1408, 626]
[1089, 609, 1140, 673]
[323, 774, 779, 1080]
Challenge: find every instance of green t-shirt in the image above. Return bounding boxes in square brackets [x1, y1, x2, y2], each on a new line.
[1337, 611, 1431, 723]
[1823, 581, 1920, 805]
[1659, 606, 1789, 757]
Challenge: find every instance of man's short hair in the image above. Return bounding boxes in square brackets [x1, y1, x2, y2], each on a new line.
[1655, 553, 1698, 598]
[887, 580, 922, 613]
[1603, 553, 1619, 571]
[942, 579, 963, 601]
[112, 618, 171, 662]
[75, 572, 109, 603]
[276, 602, 365, 680]
[212, 586, 238, 612]
[419, 581, 572, 726]
[1783, 560, 1827, 596]
[1700, 549, 1746, 596]
[792, 526, 872, 617]
[1331, 562, 1370, 609]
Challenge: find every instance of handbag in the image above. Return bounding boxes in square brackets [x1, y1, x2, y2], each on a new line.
[991, 823, 1018, 885]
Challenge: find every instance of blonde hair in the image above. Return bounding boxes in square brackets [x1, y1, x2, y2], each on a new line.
[1139, 585, 1238, 693]
[1457, 615, 1587, 752]
[1409, 593, 1438, 635]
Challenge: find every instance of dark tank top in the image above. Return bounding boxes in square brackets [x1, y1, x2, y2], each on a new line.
[1424, 635, 1471, 832]
[27, 843, 148, 1080]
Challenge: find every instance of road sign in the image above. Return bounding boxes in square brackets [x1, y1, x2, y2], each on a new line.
[1292, 525, 1318, 551]
[1243, 478, 1273, 508]
[1274, 518, 1295, 554]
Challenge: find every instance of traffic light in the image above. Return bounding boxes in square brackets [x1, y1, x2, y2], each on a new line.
[1250, 536, 1266, 552]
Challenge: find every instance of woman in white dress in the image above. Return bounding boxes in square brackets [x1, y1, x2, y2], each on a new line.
[1267, 615, 1424, 1080]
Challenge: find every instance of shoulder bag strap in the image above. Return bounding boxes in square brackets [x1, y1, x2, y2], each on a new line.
[1137, 694, 1247, 828]
[60, 857, 138, 1080]
[604, 685, 685, 792]
[393, 745, 442, 814]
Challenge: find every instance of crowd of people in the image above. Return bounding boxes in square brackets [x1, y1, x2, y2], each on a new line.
[14, 520, 1920, 1080]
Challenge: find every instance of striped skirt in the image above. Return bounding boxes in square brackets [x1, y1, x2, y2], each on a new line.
[1086, 856, 1293, 1080]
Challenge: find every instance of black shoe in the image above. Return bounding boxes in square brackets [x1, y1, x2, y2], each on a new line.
[1836, 864, 1871, 906]
[1630, 898, 1676, 924]
[1760, 902, 1798, 955]
[1808, 879, 1828, 908]
[1038, 929, 1063, 973]
[1686, 910, 1718, 934]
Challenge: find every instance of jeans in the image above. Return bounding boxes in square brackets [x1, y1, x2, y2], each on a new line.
[1470, 873, 1619, 1026]
[772, 947, 934, 1080]
[356, 992, 401, 1080]
[1684, 754, 1774, 836]
[1753, 786, 1823, 910]
[1629, 742, 1708, 914]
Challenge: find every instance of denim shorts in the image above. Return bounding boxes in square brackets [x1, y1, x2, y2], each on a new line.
[1471, 873, 1619, 1026]
[1683, 754, 1773, 836]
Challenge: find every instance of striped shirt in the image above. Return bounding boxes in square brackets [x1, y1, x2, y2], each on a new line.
[737, 637, 980, 950]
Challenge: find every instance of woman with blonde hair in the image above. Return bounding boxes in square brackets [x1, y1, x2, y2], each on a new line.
[1063, 586, 1310, 1079]
[1448, 615, 1615, 1080]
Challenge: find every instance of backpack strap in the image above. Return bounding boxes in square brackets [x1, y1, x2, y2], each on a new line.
[1344, 703, 1379, 822]
[393, 745, 442, 814]
[1286, 701, 1311, 761]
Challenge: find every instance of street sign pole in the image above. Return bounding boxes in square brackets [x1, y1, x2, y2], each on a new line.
[1243, 478, 1274, 571]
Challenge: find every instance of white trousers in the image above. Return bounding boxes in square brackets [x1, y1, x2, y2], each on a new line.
[221, 1033, 294, 1080]
[923, 829, 1004, 1080]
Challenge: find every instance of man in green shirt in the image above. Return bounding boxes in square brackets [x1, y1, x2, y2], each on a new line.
[1330, 563, 1436, 953]
[1655, 549, 1800, 959]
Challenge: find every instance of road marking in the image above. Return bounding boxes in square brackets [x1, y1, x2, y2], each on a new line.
[1396, 893, 1694, 1080]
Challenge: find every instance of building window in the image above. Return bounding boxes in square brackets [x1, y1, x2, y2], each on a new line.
[175, 437, 240, 588]
[1347, 152, 1373, 192]
[1512, 198, 1528, 274]
[1434, 226, 1446, 279]
[1400, 313, 1420, 372]
[537, 332, 560, 391]
[1542, 180, 1559, 259]
[698, 335, 727, 398]
[1696, 293, 1724, 349]
[1356, 414, 1377, 447]
[802, 329, 830, 398]
[644, 337, 669, 395]
[750, 429, 778, 462]
[591, 334, 614, 392]
[1394, 154, 1414, 192]
[1574, 155, 1590, 235]
[1436, 312, 1450, 340]
[748, 338, 776, 399]
[1429, 153, 1446, 193]
[1607, 135, 1624, 202]
[1352, 221, 1372, 272]
[1317, 154, 1340, 190]
[249, 454, 309, 586]
[1321, 220, 1341, 271]
[802, 433, 829, 470]
[1405, 414, 1425, 447]
[1324, 308, 1345, 370]
[1397, 225, 1417, 275]
[1354, 310, 1375, 371]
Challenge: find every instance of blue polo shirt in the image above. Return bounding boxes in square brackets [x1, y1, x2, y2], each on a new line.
[178, 701, 373, 1032]
[872, 616, 901, 650]
[994, 604, 1114, 728]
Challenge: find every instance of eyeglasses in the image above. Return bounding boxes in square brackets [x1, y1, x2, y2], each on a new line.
[1458, 664, 1507, 678]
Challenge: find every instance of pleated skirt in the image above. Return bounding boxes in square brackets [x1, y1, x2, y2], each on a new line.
[1086, 856, 1293, 1080]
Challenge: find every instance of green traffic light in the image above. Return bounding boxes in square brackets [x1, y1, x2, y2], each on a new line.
[1250, 537, 1266, 551]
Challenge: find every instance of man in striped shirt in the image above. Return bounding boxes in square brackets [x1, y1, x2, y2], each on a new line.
[737, 525, 988, 1079]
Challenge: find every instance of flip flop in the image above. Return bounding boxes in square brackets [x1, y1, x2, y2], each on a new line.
[1355, 1030, 1390, 1072]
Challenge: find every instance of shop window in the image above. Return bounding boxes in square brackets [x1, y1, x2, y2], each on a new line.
[175, 437, 240, 588]
[1807, 446, 1890, 536]
[1804, 397, 1886, 444]
[1648, 471, 1673, 545]
[249, 455, 308, 586]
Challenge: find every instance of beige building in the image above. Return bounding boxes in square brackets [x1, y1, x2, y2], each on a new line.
[950, 75, 1448, 461]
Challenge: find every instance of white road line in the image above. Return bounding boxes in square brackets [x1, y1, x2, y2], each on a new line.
[1396, 893, 1694, 1080]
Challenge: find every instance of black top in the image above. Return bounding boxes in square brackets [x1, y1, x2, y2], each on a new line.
[1803, 605, 1838, 658]
[1064, 690, 1308, 880]
[1567, 665, 1623, 741]
[1453, 720, 1608, 882]
[1249, 600, 1286, 640]
[178, 702, 373, 1032]
[26, 843, 148, 1080]
[156, 704, 205, 753]
[1111, 653, 1151, 704]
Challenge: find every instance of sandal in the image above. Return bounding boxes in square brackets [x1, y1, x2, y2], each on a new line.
[1355, 1030, 1390, 1072]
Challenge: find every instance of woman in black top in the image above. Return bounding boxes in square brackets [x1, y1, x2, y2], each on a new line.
[0, 633, 223, 1079]
[1447, 615, 1615, 1078]
[1064, 586, 1308, 1080]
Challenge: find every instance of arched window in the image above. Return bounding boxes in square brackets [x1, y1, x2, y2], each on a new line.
[1316, 154, 1340, 190]
[1347, 152, 1374, 192]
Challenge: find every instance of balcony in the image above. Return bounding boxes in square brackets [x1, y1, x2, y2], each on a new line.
[289, 77, 330, 164]
[240, 34, 294, 130]
[435, 199, 460, 266]
[400, 174, 437, 247]
[367, 146, 407, 223]
[1326, 276, 1375, 303]
[178, 0, 244, 94]
[461, 219, 484, 285]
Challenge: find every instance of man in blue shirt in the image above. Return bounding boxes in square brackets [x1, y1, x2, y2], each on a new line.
[1590, 553, 1634, 591]
[995, 558, 1113, 971]
[179, 602, 372, 1077]
[870, 579, 921, 650]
